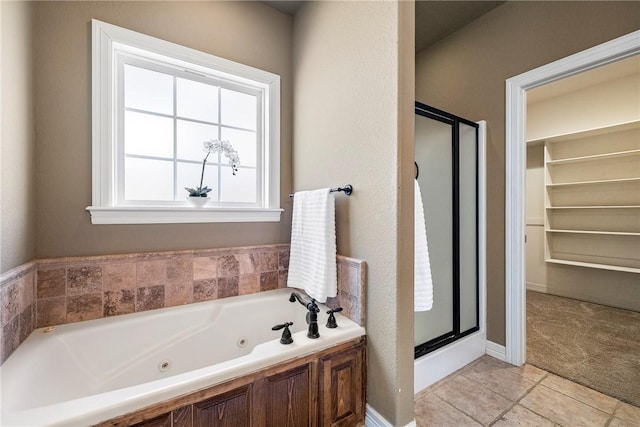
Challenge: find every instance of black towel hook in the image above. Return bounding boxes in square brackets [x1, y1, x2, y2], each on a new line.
[415, 161, 419, 179]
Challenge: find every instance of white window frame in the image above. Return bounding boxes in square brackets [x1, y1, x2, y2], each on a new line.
[88, 19, 282, 224]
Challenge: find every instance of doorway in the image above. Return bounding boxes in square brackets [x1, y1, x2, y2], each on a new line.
[524, 54, 640, 405]
[504, 30, 640, 366]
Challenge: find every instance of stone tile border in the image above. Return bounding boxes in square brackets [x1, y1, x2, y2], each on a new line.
[32, 245, 290, 330]
[1, 245, 366, 364]
[327, 255, 366, 327]
[0, 262, 36, 364]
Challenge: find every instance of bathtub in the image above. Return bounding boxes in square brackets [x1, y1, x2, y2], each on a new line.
[1, 288, 365, 426]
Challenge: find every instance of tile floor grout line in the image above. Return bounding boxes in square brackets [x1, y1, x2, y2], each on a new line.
[413, 355, 493, 410]
[488, 371, 553, 426]
[414, 357, 489, 426]
[604, 401, 623, 427]
[536, 382, 618, 417]
[603, 414, 614, 427]
[415, 356, 635, 427]
[434, 393, 485, 427]
[520, 381, 624, 427]
[438, 373, 498, 426]
[441, 364, 549, 426]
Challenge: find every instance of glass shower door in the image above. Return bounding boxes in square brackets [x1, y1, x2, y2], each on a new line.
[414, 102, 479, 358]
[414, 115, 453, 347]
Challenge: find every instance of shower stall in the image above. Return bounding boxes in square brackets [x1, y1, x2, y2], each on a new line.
[414, 102, 486, 393]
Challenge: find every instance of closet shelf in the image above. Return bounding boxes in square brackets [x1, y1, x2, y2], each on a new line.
[546, 177, 640, 187]
[546, 205, 640, 209]
[546, 258, 640, 274]
[543, 121, 640, 273]
[546, 149, 640, 165]
[528, 120, 640, 145]
[546, 229, 640, 236]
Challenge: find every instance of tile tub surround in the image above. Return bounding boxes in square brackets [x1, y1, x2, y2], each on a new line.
[32, 245, 290, 329]
[328, 255, 366, 327]
[0, 262, 36, 363]
[0, 245, 366, 364]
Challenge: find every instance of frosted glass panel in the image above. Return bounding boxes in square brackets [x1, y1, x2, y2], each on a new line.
[414, 114, 453, 346]
[221, 127, 257, 168]
[124, 65, 173, 115]
[124, 157, 173, 201]
[177, 78, 218, 123]
[177, 162, 219, 200]
[177, 120, 219, 162]
[221, 89, 257, 130]
[125, 111, 173, 159]
[220, 168, 256, 203]
[459, 123, 478, 333]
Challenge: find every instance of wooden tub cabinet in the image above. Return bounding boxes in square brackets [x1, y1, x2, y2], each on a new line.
[96, 336, 366, 427]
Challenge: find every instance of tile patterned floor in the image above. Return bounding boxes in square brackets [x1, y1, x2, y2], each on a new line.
[414, 355, 640, 426]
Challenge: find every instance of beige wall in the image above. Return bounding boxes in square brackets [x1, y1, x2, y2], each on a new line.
[416, 1, 640, 345]
[525, 144, 547, 290]
[293, 1, 415, 424]
[527, 74, 640, 141]
[1, 1, 36, 273]
[526, 74, 640, 312]
[32, 1, 293, 259]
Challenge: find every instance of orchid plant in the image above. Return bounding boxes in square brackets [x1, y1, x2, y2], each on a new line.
[185, 139, 240, 197]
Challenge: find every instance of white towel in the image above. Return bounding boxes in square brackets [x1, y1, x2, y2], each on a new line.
[287, 188, 337, 303]
[414, 179, 433, 311]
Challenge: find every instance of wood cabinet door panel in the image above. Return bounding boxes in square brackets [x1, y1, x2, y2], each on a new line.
[172, 406, 193, 427]
[131, 413, 172, 427]
[193, 385, 251, 427]
[319, 346, 364, 427]
[264, 363, 313, 427]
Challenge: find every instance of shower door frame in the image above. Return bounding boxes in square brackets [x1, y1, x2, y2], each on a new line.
[414, 102, 480, 359]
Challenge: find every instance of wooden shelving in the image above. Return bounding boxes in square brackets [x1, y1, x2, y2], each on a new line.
[546, 148, 640, 165]
[546, 258, 640, 274]
[547, 205, 640, 209]
[546, 229, 640, 236]
[546, 177, 640, 187]
[541, 121, 640, 273]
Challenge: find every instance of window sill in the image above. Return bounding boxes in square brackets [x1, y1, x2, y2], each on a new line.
[86, 206, 283, 224]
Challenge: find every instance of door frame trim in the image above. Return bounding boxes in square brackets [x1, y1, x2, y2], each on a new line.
[504, 30, 640, 366]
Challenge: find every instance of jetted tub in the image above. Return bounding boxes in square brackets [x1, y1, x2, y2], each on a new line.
[1, 288, 365, 426]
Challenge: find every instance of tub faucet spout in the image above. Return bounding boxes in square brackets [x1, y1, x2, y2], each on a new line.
[289, 292, 320, 339]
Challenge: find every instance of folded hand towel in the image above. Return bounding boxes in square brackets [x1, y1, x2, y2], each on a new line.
[415, 179, 433, 311]
[287, 188, 337, 303]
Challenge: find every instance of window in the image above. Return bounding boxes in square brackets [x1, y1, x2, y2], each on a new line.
[89, 20, 281, 224]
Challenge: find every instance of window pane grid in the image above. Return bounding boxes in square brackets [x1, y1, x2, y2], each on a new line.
[124, 107, 258, 131]
[120, 59, 261, 205]
[218, 84, 224, 202]
[172, 74, 178, 201]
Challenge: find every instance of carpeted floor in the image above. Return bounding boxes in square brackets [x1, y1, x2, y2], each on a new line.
[527, 290, 640, 408]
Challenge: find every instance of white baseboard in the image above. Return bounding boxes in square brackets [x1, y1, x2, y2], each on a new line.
[486, 340, 507, 362]
[365, 404, 416, 427]
[365, 404, 389, 427]
[526, 282, 547, 293]
[414, 331, 486, 394]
